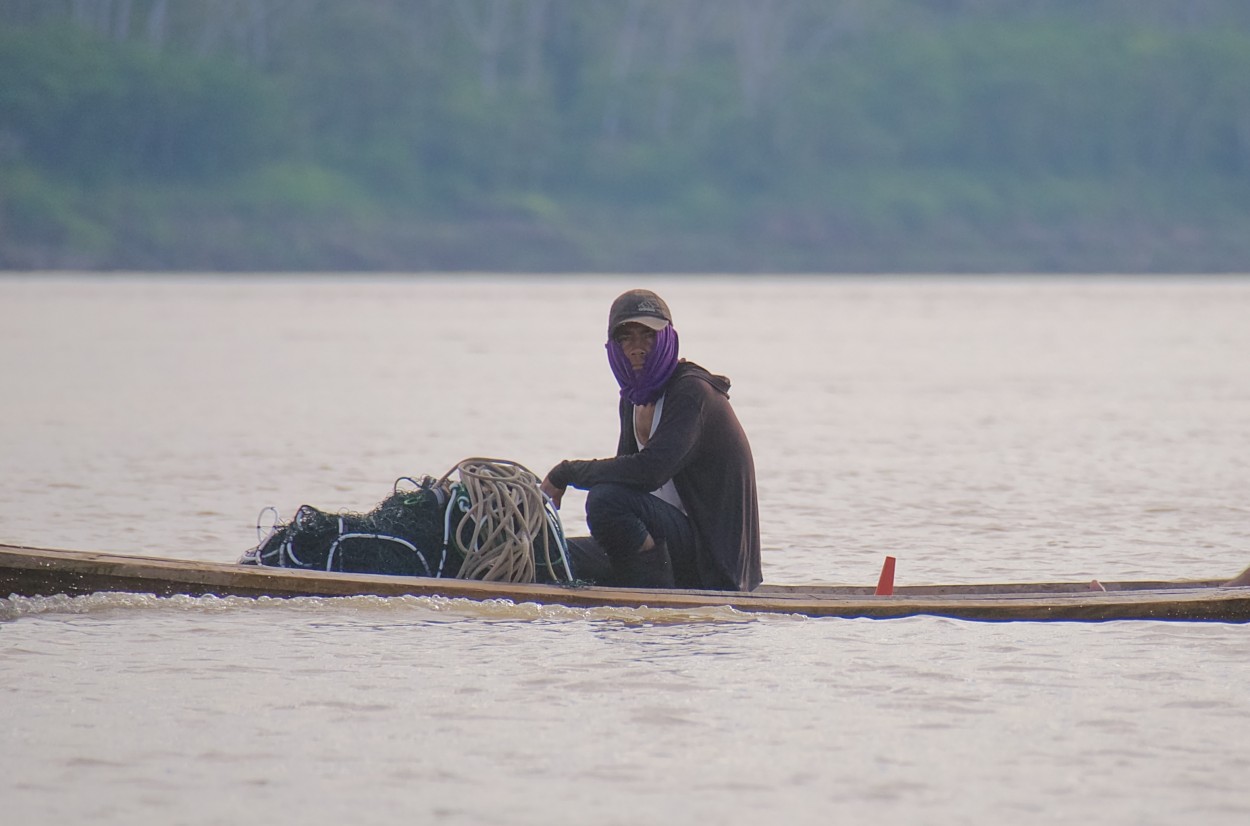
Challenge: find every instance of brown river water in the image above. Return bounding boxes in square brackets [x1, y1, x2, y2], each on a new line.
[2, 274, 1249, 824]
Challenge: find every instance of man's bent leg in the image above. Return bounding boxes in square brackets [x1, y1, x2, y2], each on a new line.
[584, 483, 695, 589]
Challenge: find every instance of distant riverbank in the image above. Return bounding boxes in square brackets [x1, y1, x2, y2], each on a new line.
[4, 4, 1250, 273]
[5, 201, 1247, 274]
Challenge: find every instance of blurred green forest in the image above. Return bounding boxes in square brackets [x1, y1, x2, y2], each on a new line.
[2, 0, 1250, 272]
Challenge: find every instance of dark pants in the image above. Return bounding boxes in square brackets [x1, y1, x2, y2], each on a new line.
[567, 483, 697, 589]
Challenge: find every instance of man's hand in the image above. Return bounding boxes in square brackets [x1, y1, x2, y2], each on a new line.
[540, 475, 565, 509]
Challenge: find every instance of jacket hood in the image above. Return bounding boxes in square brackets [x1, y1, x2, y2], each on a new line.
[673, 359, 731, 398]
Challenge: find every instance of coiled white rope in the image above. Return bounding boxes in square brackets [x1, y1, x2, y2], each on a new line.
[441, 457, 569, 583]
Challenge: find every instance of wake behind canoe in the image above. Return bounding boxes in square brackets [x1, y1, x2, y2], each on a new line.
[2, 543, 1247, 623]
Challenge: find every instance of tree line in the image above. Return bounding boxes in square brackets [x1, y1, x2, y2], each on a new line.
[3, 0, 1250, 271]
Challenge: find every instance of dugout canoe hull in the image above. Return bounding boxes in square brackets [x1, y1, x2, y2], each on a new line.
[2, 543, 1247, 623]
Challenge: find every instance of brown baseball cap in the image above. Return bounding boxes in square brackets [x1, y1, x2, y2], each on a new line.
[608, 289, 671, 335]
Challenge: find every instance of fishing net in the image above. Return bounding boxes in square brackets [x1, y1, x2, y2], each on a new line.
[240, 459, 573, 584]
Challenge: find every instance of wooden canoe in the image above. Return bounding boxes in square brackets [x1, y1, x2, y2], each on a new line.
[2, 543, 1248, 623]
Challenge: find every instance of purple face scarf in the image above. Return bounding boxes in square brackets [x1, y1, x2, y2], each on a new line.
[606, 325, 680, 406]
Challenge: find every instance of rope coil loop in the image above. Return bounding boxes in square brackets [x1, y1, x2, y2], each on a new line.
[441, 457, 571, 583]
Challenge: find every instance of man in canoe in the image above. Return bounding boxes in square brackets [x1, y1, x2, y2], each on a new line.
[540, 289, 762, 591]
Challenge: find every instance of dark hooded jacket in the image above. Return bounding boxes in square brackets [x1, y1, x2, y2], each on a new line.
[547, 361, 762, 591]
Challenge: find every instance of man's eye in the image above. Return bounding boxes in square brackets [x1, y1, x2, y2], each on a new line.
[615, 328, 655, 346]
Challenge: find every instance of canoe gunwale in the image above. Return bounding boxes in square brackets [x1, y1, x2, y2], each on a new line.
[3, 543, 1248, 623]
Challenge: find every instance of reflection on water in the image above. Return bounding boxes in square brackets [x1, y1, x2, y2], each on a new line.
[3, 275, 1250, 824]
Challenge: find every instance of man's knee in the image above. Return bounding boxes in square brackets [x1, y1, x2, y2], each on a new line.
[584, 483, 650, 554]
[585, 483, 636, 525]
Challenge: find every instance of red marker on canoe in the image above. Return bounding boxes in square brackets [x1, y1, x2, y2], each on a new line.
[875, 555, 896, 596]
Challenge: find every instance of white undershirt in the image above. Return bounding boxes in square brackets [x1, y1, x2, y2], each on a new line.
[636, 394, 686, 513]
